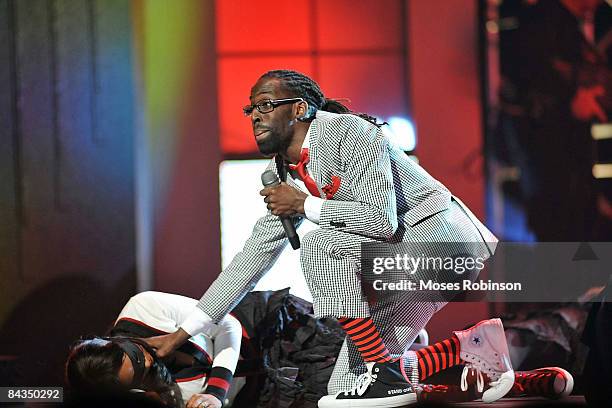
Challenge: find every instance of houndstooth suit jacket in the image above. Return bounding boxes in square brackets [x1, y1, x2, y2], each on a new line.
[197, 111, 498, 323]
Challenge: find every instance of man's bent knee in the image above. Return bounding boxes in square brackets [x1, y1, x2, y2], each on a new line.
[300, 228, 339, 258]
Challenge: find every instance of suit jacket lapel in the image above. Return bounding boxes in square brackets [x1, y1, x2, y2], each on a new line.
[275, 155, 287, 182]
[306, 118, 323, 195]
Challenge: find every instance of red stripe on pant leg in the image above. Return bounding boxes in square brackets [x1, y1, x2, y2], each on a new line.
[207, 377, 230, 391]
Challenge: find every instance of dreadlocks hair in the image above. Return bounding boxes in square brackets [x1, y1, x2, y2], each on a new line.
[260, 69, 387, 127]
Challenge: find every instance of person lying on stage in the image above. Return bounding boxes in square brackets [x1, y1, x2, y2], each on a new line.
[65, 290, 574, 407]
[65, 291, 242, 408]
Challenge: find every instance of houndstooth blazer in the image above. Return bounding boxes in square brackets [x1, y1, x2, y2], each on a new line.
[197, 111, 498, 322]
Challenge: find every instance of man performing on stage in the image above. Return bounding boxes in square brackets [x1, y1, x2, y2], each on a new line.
[146, 70, 511, 407]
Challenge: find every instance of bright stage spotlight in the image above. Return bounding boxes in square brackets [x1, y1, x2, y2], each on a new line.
[382, 116, 417, 152]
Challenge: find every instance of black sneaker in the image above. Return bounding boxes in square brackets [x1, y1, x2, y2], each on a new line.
[318, 360, 417, 407]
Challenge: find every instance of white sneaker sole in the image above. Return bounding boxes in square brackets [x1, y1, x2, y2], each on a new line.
[536, 367, 574, 398]
[318, 393, 417, 408]
[482, 369, 515, 403]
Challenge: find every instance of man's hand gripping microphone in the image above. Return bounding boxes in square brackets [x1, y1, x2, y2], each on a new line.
[261, 170, 300, 250]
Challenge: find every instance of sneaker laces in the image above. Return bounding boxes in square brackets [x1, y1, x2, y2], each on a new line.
[515, 371, 555, 396]
[461, 366, 485, 393]
[343, 372, 377, 396]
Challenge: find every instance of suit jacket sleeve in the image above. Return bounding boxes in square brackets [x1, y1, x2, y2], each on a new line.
[196, 159, 304, 323]
[318, 115, 398, 239]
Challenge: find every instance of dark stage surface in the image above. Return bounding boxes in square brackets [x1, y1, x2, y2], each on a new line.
[398, 396, 586, 407]
[454, 396, 585, 407]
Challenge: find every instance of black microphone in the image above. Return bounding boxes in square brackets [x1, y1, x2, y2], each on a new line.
[261, 170, 300, 250]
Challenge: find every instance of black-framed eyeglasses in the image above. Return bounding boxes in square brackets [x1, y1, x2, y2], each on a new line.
[243, 98, 304, 116]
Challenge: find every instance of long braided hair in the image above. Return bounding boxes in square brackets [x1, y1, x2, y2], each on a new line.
[260, 70, 386, 127]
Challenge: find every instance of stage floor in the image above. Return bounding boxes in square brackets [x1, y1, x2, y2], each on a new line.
[414, 396, 586, 407]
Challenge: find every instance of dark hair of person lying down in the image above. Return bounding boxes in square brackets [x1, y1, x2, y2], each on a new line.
[65, 336, 182, 408]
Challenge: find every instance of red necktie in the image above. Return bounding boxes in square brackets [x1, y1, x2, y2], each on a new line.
[288, 148, 321, 197]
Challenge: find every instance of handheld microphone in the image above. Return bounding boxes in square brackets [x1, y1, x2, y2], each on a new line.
[261, 170, 300, 250]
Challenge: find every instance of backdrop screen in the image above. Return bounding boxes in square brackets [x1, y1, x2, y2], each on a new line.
[219, 159, 315, 301]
